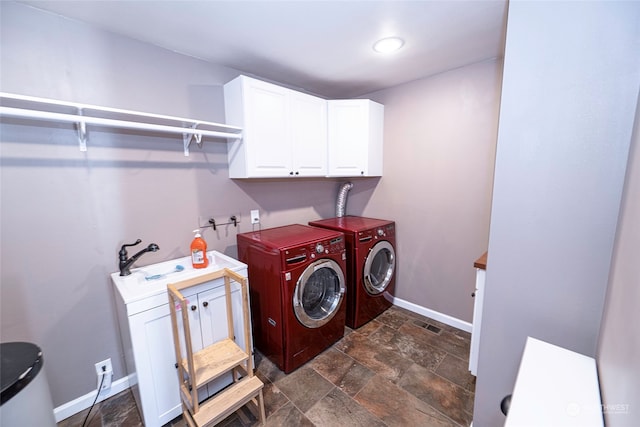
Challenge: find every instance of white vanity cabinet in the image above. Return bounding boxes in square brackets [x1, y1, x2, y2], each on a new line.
[327, 99, 384, 177]
[224, 75, 327, 178]
[469, 252, 487, 376]
[112, 251, 250, 427]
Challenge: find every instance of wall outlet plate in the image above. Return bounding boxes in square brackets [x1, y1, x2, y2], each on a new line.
[250, 209, 260, 224]
[95, 358, 113, 391]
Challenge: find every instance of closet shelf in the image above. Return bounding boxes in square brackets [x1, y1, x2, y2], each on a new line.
[0, 92, 242, 156]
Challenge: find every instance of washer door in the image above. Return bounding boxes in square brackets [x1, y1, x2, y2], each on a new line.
[293, 259, 346, 328]
[363, 240, 396, 295]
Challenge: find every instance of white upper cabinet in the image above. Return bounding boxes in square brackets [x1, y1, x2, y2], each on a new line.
[224, 75, 384, 178]
[327, 99, 384, 177]
[224, 75, 327, 178]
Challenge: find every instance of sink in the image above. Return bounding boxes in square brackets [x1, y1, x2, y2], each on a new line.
[133, 255, 217, 283]
[111, 250, 247, 309]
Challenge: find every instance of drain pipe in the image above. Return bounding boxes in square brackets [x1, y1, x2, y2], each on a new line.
[336, 182, 353, 218]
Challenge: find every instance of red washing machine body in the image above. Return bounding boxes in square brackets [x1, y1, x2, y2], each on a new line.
[309, 216, 396, 329]
[237, 224, 347, 373]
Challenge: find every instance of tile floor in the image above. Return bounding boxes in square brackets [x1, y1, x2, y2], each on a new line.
[59, 306, 475, 427]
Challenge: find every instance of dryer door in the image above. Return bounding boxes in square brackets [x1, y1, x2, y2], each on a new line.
[293, 259, 346, 328]
[363, 241, 396, 295]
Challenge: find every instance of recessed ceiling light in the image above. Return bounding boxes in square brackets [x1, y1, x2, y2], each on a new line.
[373, 37, 405, 54]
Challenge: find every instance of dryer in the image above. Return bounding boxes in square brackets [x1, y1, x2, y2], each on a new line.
[309, 216, 396, 329]
[237, 224, 347, 373]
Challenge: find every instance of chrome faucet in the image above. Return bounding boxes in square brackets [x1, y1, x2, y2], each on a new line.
[119, 239, 160, 276]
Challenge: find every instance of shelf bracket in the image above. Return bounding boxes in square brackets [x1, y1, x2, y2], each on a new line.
[76, 108, 88, 152]
[182, 124, 202, 157]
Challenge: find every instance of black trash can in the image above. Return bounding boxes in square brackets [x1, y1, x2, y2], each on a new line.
[0, 342, 57, 426]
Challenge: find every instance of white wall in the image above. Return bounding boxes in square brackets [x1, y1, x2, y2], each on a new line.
[365, 60, 501, 322]
[474, 1, 640, 425]
[597, 90, 640, 427]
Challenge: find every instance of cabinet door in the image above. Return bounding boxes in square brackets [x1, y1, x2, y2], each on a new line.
[129, 302, 202, 426]
[469, 268, 485, 376]
[244, 78, 292, 177]
[290, 91, 327, 176]
[328, 100, 384, 177]
[328, 100, 368, 176]
[180, 299, 210, 399]
[197, 282, 249, 395]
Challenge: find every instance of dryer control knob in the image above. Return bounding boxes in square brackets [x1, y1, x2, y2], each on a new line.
[315, 244, 324, 254]
[377, 229, 384, 236]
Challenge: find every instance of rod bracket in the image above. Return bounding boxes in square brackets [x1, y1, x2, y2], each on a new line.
[182, 123, 202, 156]
[182, 133, 191, 156]
[76, 108, 87, 152]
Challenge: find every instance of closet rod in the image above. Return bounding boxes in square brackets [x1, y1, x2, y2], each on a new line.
[0, 92, 242, 156]
[0, 107, 241, 139]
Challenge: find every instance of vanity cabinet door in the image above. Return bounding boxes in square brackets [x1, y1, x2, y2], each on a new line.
[469, 268, 485, 376]
[128, 302, 200, 427]
[196, 281, 249, 395]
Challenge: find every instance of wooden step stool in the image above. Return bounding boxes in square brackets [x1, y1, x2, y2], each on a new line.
[167, 268, 265, 426]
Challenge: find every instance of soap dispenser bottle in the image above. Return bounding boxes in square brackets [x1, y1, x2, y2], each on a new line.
[190, 229, 209, 269]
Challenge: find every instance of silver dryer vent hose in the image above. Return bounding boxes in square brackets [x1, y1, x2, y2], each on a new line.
[336, 182, 353, 218]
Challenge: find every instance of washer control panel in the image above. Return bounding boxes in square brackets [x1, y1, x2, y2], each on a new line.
[358, 223, 395, 242]
[284, 235, 345, 264]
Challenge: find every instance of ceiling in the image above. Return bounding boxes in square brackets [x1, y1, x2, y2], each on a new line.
[19, 0, 508, 98]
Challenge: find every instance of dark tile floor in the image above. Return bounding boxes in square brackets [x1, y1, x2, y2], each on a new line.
[59, 306, 475, 427]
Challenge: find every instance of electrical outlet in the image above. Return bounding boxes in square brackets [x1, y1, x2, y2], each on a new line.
[250, 209, 260, 224]
[95, 358, 113, 391]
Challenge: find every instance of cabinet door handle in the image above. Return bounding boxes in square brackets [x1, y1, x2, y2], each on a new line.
[471, 292, 476, 298]
[289, 171, 294, 175]
[190, 305, 197, 311]
[202, 301, 209, 308]
[295, 171, 299, 175]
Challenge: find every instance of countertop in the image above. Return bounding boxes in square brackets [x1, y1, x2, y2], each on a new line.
[474, 251, 487, 270]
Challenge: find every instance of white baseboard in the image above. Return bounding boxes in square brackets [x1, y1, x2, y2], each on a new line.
[54, 375, 131, 423]
[392, 296, 472, 333]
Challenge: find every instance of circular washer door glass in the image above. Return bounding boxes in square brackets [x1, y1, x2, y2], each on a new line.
[363, 240, 396, 295]
[293, 259, 345, 328]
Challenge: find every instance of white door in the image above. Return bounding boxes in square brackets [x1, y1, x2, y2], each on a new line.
[197, 285, 234, 395]
[197, 281, 249, 394]
[180, 299, 210, 400]
[130, 302, 201, 427]
[328, 100, 368, 177]
[290, 91, 327, 176]
[328, 99, 384, 177]
[245, 79, 292, 176]
[469, 268, 485, 376]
